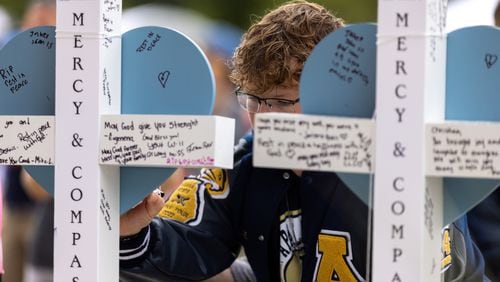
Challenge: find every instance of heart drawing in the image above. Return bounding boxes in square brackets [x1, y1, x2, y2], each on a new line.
[485, 53, 497, 69]
[158, 70, 170, 88]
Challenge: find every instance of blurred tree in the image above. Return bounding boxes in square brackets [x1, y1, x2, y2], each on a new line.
[124, 0, 377, 28]
[1, 0, 377, 30]
[0, 0, 24, 27]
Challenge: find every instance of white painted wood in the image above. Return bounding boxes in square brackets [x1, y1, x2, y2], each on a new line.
[426, 122, 500, 179]
[253, 113, 373, 173]
[99, 115, 234, 168]
[54, 1, 121, 281]
[372, 0, 446, 280]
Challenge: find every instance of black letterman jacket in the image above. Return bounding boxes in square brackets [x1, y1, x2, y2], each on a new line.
[119, 133, 488, 281]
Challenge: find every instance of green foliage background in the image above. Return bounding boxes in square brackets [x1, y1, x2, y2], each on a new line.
[1, 0, 377, 30]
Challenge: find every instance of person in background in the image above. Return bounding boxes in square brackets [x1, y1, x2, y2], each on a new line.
[119, 1, 488, 281]
[20, 171, 51, 282]
[496, 0, 500, 26]
[19, 0, 56, 31]
[468, 188, 500, 281]
[2, 166, 42, 282]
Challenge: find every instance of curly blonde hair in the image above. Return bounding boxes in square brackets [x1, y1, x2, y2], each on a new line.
[229, 0, 344, 94]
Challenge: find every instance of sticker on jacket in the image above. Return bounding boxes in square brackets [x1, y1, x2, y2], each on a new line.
[441, 226, 452, 272]
[158, 177, 206, 226]
[313, 230, 364, 282]
[199, 168, 230, 199]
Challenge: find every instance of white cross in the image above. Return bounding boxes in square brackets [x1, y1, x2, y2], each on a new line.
[0, 1, 234, 281]
[253, 0, 500, 281]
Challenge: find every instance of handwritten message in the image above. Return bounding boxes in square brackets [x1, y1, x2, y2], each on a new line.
[136, 32, 162, 52]
[30, 29, 54, 50]
[0, 116, 55, 165]
[102, 68, 112, 106]
[0, 65, 29, 95]
[100, 188, 112, 231]
[101, 0, 121, 48]
[427, 0, 446, 62]
[329, 29, 369, 86]
[99, 115, 234, 168]
[427, 122, 500, 178]
[253, 113, 374, 173]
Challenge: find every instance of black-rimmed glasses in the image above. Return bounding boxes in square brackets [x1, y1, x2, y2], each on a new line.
[234, 87, 300, 113]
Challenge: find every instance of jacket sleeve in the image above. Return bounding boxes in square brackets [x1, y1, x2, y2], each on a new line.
[442, 214, 490, 282]
[119, 169, 242, 281]
[467, 187, 500, 280]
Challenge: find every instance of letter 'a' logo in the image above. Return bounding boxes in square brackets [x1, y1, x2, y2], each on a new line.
[313, 230, 364, 282]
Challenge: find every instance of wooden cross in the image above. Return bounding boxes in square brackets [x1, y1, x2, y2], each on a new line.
[253, 0, 500, 281]
[0, 1, 234, 281]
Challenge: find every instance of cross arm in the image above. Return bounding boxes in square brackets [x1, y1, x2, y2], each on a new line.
[100, 114, 234, 169]
[253, 112, 373, 173]
[0, 114, 235, 169]
[253, 112, 500, 180]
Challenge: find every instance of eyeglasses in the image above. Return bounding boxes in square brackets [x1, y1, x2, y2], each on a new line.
[234, 87, 300, 113]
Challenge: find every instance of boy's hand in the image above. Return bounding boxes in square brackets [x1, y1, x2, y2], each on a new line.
[120, 188, 167, 237]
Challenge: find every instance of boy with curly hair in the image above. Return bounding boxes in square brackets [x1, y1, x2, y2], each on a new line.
[119, 1, 487, 281]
